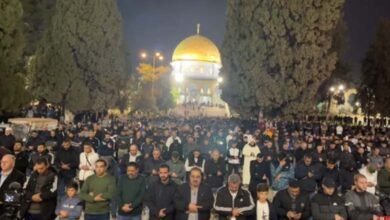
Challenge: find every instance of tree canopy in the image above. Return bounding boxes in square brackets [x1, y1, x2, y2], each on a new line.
[360, 19, 390, 117]
[0, 0, 30, 113]
[221, 0, 345, 117]
[30, 0, 129, 113]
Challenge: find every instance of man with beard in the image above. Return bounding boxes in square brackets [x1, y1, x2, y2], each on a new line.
[144, 148, 164, 185]
[272, 180, 311, 220]
[214, 174, 255, 220]
[13, 141, 29, 174]
[145, 164, 177, 220]
[204, 149, 226, 191]
[249, 152, 271, 200]
[345, 174, 382, 219]
[174, 167, 214, 220]
[116, 162, 146, 220]
[166, 151, 185, 184]
[242, 137, 260, 186]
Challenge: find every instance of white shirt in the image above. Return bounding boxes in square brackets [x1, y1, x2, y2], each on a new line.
[0, 170, 12, 187]
[257, 201, 269, 220]
[230, 191, 238, 220]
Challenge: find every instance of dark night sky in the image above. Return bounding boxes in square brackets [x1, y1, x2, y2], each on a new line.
[118, 0, 390, 77]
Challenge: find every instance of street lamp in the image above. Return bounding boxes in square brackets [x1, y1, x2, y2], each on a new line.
[217, 77, 223, 83]
[338, 84, 345, 91]
[140, 51, 164, 99]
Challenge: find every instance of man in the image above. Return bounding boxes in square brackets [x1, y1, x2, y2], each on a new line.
[0, 154, 25, 207]
[214, 174, 255, 220]
[377, 157, 390, 214]
[204, 149, 226, 191]
[144, 148, 164, 185]
[174, 167, 214, 220]
[345, 174, 382, 219]
[119, 144, 143, 174]
[272, 180, 311, 220]
[295, 153, 323, 194]
[359, 163, 378, 195]
[79, 159, 116, 220]
[116, 162, 146, 220]
[0, 128, 15, 152]
[321, 158, 341, 189]
[249, 152, 271, 200]
[166, 151, 185, 184]
[20, 157, 58, 220]
[145, 164, 177, 220]
[28, 143, 53, 171]
[54, 139, 79, 198]
[242, 137, 260, 185]
[13, 141, 29, 173]
[311, 178, 347, 220]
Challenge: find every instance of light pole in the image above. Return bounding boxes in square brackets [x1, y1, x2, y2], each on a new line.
[140, 51, 164, 99]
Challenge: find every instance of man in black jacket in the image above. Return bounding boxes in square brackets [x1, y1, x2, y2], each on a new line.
[55, 139, 79, 198]
[174, 167, 214, 220]
[204, 149, 226, 191]
[295, 153, 323, 194]
[0, 154, 25, 207]
[273, 180, 311, 220]
[119, 144, 144, 174]
[311, 177, 347, 220]
[13, 141, 29, 174]
[20, 157, 58, 220]
[145, 164, 177, 220]
[214, 174, 255, 220]
[249, 152, 271, 200]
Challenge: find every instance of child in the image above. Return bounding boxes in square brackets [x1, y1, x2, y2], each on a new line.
[55, 181, 82, 220]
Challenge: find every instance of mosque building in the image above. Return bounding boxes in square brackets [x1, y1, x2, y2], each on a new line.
[171, 24, 224, 105]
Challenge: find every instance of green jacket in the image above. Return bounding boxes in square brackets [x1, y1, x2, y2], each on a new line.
[117, 174, 146, 216]
[79, 173, 116, 214]
[378, 168, 390, 195]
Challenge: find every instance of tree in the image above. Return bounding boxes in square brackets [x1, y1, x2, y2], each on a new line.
[0, 0, 30, 114]
[134, 63, 171, 112]
[360, 19, 390, 117]
[30, 0, 129, 114]
[221, 0, 345, 117]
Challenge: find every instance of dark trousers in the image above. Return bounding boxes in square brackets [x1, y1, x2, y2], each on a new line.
[228, 163, 240, 174]
[84, 213, 110, 220]
[25, 213, 44, 220]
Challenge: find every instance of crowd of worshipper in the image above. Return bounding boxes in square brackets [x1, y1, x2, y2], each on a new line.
[0, 116, 390, 220]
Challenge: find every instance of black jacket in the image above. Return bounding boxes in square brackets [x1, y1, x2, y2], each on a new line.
[272, 189, 311, 220]
[214, 186, 255, 220]
[174, 182, 214, 220]
[0, 169, 25, 202]
[14, 151, 29, 174]
[322, 167, 341, 188]
[204, 158, 226, 189]
[144, 179, 177, 220]
[248, 201, 277, 220]
[249, 160, 271, 194]
[20, 169, 58, 220]
[295, 161, 323, 193]
[119, 154, 144, 174]
[54, 146, 79, 179]
[311, 191, 347, 220]
[0, 134, 15, 152]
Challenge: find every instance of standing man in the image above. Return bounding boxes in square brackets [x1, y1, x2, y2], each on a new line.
[20, 158, 58, 220]
[204, 149, 226, 191]
[311, 178, 347, 220]
[166, 151, 185, 185]
[116, 162, 146, 220]
[13, 141, 29, 174]
[0, 128, 15, 152]
[345, 174, 382, 219]
[272, 180, 311, 220]
[55, 139, 79, 198]
[145, 164, 177, 220]
[214, 174, 255, 220]
[79, 159, 116, 220]
[249, 152, 271, 200]
[174, 167, 214, 220]
[242, 137, 260, 186]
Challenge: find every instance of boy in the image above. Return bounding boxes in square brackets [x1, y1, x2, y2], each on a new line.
[55, 182, 82, 220]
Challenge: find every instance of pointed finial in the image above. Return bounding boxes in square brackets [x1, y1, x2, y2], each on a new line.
[196, 23, 200, 35]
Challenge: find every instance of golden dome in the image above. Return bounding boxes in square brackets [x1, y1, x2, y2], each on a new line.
[172, 34, 221, 65]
